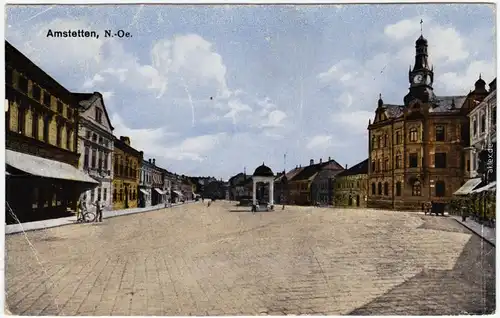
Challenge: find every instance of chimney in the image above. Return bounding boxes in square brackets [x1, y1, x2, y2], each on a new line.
[148, 159, 151, 164]
[299, 164, 301, 168]
[296, 165, 298, 169]
[319, 158, 322, 164]
[328, 156, 331, 161]
[310, 159, 314, 166]
[139, 151, 144, 159]
[120, 136, 130, 146]
[153, 158, 156, 165]
[345, 164, 348, 169]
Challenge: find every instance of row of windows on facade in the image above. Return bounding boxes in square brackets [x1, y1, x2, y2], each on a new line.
[472, 108, 496, 136]
[371, 125, 447, 149]
[113, 157, 139, 179]
[83, 146, 110, 171]
[113, 187, 137, 202]
[7, 69, 74, 119]
[370, 180, 446, 197]
[83, 187, 108, 202]
[31, 187, 71, 209]
[85, 129, 111, 148]
[12, 104, 74, 150]
[140, 170, 162, 184]
[371, 152, 448, 172]
[337, 180, 362, 189]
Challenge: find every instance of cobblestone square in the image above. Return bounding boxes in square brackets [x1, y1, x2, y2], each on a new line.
[5, 201, 495, 315]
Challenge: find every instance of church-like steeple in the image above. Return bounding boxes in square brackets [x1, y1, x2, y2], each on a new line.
[403, 20, 436, 107]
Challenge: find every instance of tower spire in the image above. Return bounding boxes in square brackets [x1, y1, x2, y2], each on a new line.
[420, 19, 423, 35]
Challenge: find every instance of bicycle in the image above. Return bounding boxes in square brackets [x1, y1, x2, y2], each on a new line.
[76, 207, 96, 223]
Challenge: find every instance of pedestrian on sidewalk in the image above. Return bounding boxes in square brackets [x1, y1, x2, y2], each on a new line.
[461, 206, 468, 222]
[78, 198, 87, 221]
[93, 196, 104, 222]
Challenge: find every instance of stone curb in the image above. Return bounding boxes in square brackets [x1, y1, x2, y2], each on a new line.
[5, 201, 196, 235]
[452, 218, 495, 247]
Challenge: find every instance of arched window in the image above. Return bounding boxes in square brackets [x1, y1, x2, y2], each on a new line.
[412, 180, 421, 196]
[384, 182, 389, 195]
[371, 183, 376, 195]
[435, 181, 446, 197]
[377, 159, 381, 171]
[409, 128, 418, 142]
[396, 182, 402, 196]
[113, 189, 117, 202]
[371, 136, 376, 149]
[378, 136, 383, 148]
[371, 161, 376, 172]
[378, 182, 382, 195]
[384, 134, 388, 147]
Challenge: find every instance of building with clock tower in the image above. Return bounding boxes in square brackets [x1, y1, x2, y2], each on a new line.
[367, 32, 491, 210]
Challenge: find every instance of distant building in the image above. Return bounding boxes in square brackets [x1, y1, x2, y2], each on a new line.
[274, 166, 305, 204]
[5, 41, 97, 223]
[73, 92, 114, 211]
[229, 172, 247, 200]
[334, 159, 369, 208]
[139, 159, 154, 207]
[112, 136, 142, 210]
[310, 157, 344, 206]
[288, 158, 343, 206]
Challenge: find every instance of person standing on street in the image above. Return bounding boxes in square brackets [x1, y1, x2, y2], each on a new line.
[93, 195, 103, 222]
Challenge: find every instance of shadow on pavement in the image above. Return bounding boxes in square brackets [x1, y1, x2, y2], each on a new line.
[348, 219, 496, 315]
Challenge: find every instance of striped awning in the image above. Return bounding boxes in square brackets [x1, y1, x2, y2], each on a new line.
[453, 178, 482, 196]
[6, 149, 98, 184]
[470, 181, 496, 194]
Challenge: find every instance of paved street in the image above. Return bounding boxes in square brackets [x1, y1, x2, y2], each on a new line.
[5, 201, 495, 315]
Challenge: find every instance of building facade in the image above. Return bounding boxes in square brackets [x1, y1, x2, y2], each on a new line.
[74, 92, 114, 211]
[149, 159, 166, 206]
[162, 170, 173, 204]
[310, 158, 344, 206]
[139, 159, 154, 207]
[334, 159, 369, 208]
[112, 136, 142, 210]
[367, 34, 489, 210]
[467, 78, 497, 184]
[288, 158, 344, 205]
[5, 41, 97, 223]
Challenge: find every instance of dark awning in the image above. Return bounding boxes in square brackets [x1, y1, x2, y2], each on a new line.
[6, 149, 98, 185]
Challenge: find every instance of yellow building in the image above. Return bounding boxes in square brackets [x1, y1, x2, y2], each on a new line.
[5, 41, 98, 224]
[112, 136, 143, 210]
[333, 159, 368, 208]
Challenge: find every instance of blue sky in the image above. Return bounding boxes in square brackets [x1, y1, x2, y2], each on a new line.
[5, 4, 495, 180]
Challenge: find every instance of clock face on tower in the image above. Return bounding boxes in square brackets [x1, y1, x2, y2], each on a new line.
[413, 74, 423, 84]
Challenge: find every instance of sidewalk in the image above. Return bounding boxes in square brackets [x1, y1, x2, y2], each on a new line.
[450, 215, 496, 246]
[5, 201, 196, 235]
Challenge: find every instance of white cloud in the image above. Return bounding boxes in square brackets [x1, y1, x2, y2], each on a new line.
[111, 113, 172, 158]
[165, 133, 228, 161]
[101, 91, 114, 100]
[385, 17, 470, 66]
[306, 135, 333, 150]
[83, 73, 105, 89]
[332, 110, 374, 136]
[384, 17, 424, 41]
[437, 60, 496, 94]
[260, 110, 288, 128]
